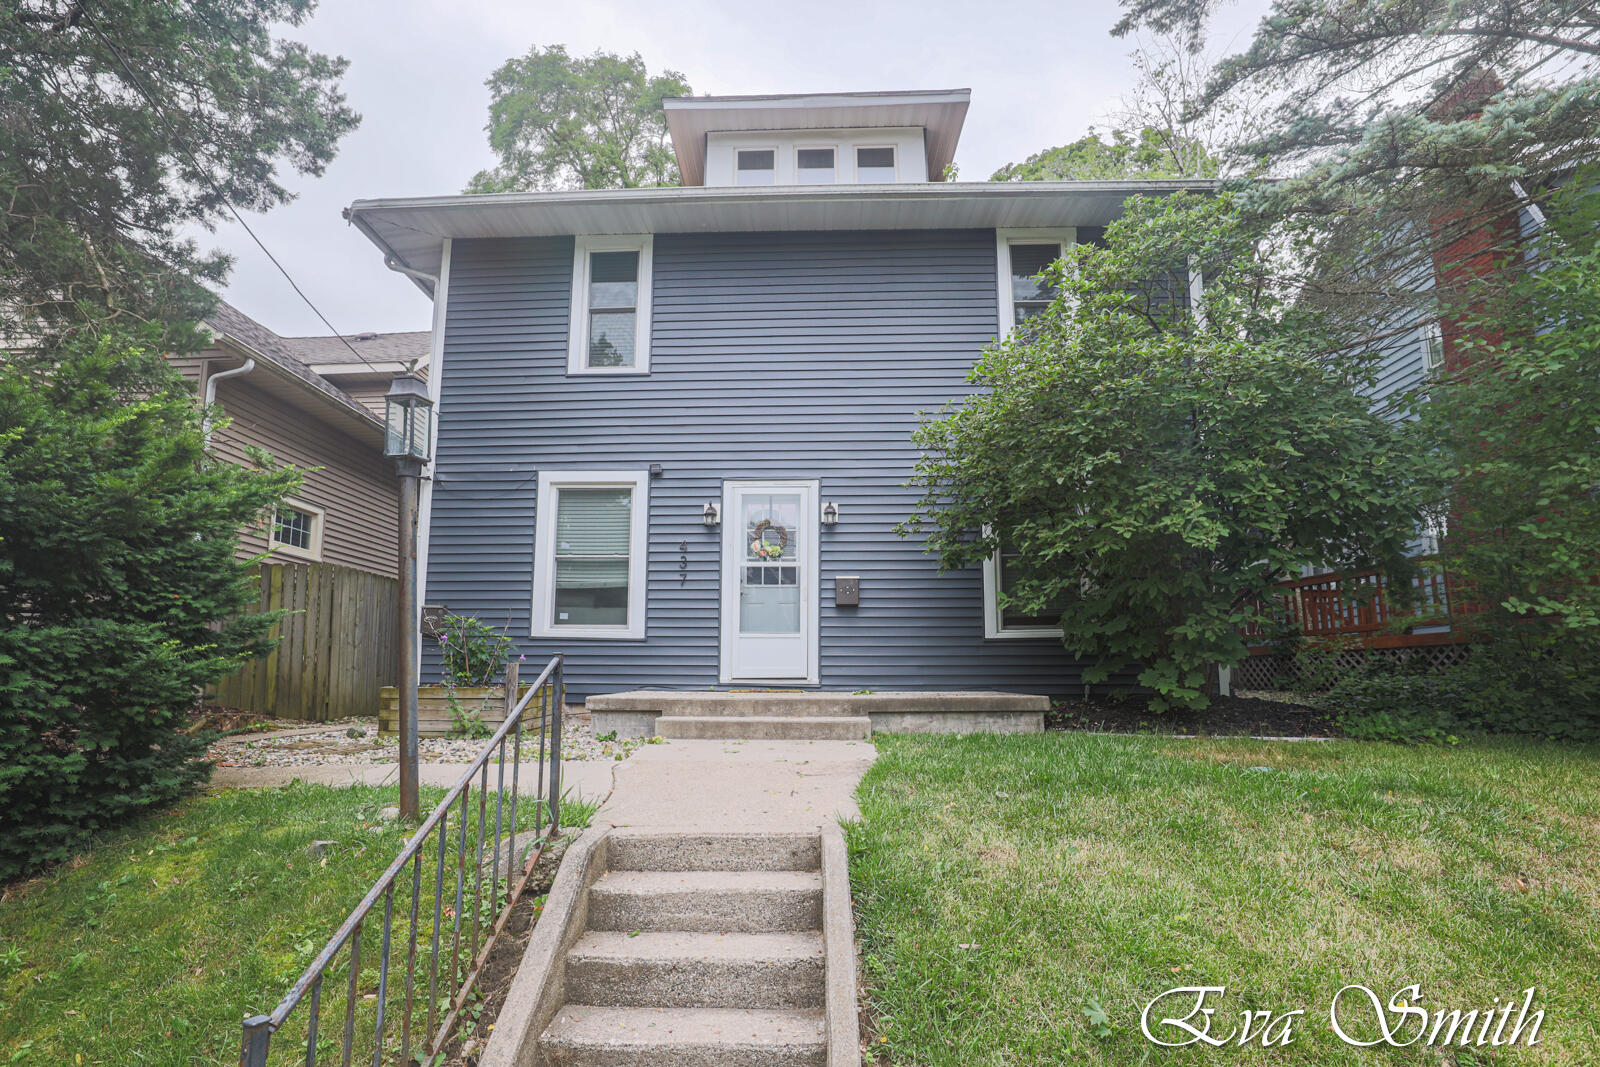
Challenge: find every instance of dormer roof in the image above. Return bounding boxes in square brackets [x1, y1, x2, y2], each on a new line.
[663, 89, 970, 185]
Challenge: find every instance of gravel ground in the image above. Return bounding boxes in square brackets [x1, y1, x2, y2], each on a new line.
[208, 715, 659, 769]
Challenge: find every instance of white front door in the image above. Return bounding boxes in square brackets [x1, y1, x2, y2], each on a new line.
[720, 481, 818, 684]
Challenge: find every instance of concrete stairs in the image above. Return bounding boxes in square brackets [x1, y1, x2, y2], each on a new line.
[536, 830, 839, 1066]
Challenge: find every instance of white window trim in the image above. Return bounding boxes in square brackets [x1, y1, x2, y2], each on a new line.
[532, 469, 649, 640]
[567, 235, 653, 375]
[1420, 319, 1445, 372]
[854, 143, 899, 183]
[981, 531, 1064, 640]
[733, 145, 779, 185]
[269, 497, 325, 563]
[794, 142, 838, 185]
[995, 228, 1076, 337]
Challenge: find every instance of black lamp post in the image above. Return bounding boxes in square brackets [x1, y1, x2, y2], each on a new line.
[384, 373, 432, 820]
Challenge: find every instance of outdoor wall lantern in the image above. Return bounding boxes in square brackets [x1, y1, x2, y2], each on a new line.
[703, 501, 721, 526]
[821, 501, 840, 525]
[383, 373, 433, 461]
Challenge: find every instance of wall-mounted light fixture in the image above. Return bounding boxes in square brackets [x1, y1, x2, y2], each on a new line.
[648, 463, 663, 478]
[821, 501, 840, 525]
[702, 501, 721, 526]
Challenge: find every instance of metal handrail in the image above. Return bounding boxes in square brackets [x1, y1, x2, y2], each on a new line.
[240, 653, 565, 1066]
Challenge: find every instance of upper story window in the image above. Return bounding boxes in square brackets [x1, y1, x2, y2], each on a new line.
[856, 146, 897, 183]
[796, 147, 835, 184]
[1420, 320, 1445, 372]
[995, 229, 1074, 333]
[568, 235, 653, 374]
[270, 499, 323, 561]
[735, 148, 776, 185]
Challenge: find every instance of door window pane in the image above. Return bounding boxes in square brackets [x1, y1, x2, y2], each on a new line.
[587, 251, 638, 367]
[1010, 242, 1062, 323]
[552, 487, 632, 627]
[856, 146, 896, 183]
[797, 147, 835, 183]
[736, 149, 776, 185]
[739, 492, 802, 633]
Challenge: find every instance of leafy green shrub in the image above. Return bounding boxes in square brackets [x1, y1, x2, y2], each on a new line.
[434, 613, 516, 739]
[0, 329, 299, 881]
[1320, 667, 1466, 743]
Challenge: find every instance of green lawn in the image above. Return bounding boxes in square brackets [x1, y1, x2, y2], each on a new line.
[849, 734, 1600, 1065]
[0, 782, 591, 1066]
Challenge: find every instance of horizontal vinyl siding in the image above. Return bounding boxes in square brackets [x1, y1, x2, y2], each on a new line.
[210, 376, 401, 576]
[426, 230, 1088, 697]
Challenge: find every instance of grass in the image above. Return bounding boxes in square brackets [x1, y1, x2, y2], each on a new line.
[848, 734, 1600, 1065]
[0, 781, 596, 1066]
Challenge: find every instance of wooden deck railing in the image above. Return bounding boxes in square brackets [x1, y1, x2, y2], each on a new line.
[1243, 562, 1469, 650]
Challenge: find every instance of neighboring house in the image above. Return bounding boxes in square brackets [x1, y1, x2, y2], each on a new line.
[347, 88, 1214, 700]
[167, 301, 428, 576]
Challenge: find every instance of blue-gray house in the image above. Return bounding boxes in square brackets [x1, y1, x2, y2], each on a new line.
[348, 89, 1215, 703]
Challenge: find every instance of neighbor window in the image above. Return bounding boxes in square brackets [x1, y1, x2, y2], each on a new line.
[856, 146, 896, 183]
[532, 470, 648, 639]
[996, 230, 1075, 334]
[1420, 320, 1445, 372]
[568, 236, 653, 374]
[796, 147, 835, 184]
[270, 500, 323, 560]
[735, 148, 776, 185]
[983, 539, 1066, 639]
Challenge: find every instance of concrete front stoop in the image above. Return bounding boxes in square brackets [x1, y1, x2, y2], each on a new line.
[589, 690, 1046, 741]
[481, 825, 859, 1067]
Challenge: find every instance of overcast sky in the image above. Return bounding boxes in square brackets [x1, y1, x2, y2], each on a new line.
[207, 0, 1267, 337]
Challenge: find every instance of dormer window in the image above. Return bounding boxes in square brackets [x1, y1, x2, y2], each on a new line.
[735, 149, 776, 186]
[856, 146, 896, 183]
[796, 147, 835, 184]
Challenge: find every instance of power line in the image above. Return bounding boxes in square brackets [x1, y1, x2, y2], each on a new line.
[76, 8, 388, 372]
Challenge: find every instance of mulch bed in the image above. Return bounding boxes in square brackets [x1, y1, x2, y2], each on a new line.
[1048, 692, 1342, 738]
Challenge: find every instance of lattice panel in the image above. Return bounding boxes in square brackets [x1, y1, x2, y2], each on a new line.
[1238, 644, 1475, 693]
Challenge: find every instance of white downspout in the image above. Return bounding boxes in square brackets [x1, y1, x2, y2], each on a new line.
[202, 357, 255, 444]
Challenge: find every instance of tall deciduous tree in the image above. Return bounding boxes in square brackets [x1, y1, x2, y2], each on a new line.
[467, 46, 691, 193]
[0, 0, 359, 352]
[990, 126, 1215, 182]
[904, 196, 1420, 710]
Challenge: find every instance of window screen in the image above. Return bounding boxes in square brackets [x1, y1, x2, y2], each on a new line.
[856, 146, 896, 183]
[735, 149, 776, 185]
[1009, 242, 1062, 323]
[796, 147, 835, 183]
[586, 250, 638, 368]
[552, 487, 633, 628]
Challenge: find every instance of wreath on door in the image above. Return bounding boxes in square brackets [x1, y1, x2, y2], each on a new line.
[750, 519, 789, 560]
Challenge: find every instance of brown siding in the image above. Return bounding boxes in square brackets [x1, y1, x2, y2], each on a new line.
[335, 379, 392, 419]
[209, 374, 400, 577]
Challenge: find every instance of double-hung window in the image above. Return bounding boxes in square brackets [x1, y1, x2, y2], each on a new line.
[796, 147, 836, 184]
[855, 146, 896, 183]
[568, 235, 653, 374]
[1420, 320, 1445, 373]
[532, 470, 648, 639]
[996, 229, 1075, 332]
[735, 148, 776, 185]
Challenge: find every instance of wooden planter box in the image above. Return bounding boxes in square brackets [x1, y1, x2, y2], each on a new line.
[378, 685, 533, 738]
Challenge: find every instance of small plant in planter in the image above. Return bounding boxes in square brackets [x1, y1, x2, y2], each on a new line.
[436, 613, 516, 739]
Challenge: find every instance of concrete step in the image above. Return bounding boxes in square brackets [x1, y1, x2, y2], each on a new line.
[587, 870, 823, 933]
[540, 1004, 826, 1067]
[655, 715, 870, 741]
[565, 931, 825, 1009]
[607, 830, 820, 873]
[655, 698, 858, 718]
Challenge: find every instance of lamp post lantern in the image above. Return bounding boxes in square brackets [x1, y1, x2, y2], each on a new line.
[384, 373, 432, 820]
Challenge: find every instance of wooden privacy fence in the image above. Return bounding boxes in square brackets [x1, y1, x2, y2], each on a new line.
[210, 560, 399, 721]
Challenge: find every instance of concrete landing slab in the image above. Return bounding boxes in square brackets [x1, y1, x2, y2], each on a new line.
[598, 739, 875, 831]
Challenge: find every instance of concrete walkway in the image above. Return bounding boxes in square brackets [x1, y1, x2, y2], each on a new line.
[211, 736, 877, 832]
[599, 738, 875, 830]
